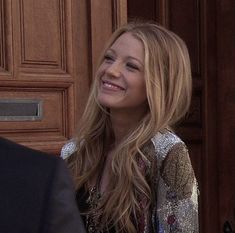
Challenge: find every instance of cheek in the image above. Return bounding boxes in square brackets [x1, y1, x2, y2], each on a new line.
[96, 70, 103, 81]
[138, 79, 147, 94]
[142, 80, 146, 91]
[96, 64, 106, 79]
[140, 81, 147, 101]
[130, 80, 147, 102]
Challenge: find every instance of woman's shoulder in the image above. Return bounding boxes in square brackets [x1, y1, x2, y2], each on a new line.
[60, 139, 77, 159]
[150, 130, 185, 161]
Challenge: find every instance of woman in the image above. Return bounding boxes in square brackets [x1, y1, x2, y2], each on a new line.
[61, 21, 199, 233]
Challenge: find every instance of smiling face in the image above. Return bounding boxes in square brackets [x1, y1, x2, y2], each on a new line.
[96, 32, 147, 115]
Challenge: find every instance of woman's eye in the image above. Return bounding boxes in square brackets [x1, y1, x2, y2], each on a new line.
[126, 63, 140, 71]
[104, 54, 114, 63]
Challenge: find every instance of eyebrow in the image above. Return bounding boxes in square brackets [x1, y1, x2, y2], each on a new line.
[107, 49, 144, 67]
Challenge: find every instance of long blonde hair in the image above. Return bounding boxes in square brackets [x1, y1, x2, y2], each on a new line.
[68, 21, 192, 232]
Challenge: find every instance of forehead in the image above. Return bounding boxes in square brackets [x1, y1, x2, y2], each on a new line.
[109, 32, 144, 60]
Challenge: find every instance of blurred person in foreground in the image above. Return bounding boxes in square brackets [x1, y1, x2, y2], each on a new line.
[0, 136, 86, 233]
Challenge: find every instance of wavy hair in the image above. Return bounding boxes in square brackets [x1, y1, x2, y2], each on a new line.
[67, 21, 192, 233]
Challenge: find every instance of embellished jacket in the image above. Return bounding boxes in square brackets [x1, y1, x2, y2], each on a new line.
[61, 130, 199, 233]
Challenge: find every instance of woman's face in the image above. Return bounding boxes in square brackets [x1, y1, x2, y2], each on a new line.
[96, 32, 147, 114]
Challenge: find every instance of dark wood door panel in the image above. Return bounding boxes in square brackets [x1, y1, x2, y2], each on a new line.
[126, 0, 235, 232]
[0, 0, 85, 154]
[12, 0, 71, 75]
[0, 0, 127, 155]
[0, 81, 75, 154]
[0, 0, 13, 77]
[217, 0, 235, 230]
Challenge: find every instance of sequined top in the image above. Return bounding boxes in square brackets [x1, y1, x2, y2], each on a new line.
[61, 131, 199, 233]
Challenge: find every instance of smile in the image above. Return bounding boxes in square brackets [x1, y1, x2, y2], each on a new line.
[102, 81, 125, 91]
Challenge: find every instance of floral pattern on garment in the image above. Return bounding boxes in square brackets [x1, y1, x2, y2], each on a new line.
[150, 132, 199, 233]
[61, 130, 199, 233]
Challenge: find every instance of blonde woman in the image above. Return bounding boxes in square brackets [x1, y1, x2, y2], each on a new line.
[61, 21, 199, 233]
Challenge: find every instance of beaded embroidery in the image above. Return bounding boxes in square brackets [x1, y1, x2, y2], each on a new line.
[85, 186, 103, 233]
[61, 131, 199, 233]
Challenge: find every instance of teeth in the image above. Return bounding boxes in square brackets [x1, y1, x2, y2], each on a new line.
[103, 82, 123, 90]
[105, 83, 114, 88]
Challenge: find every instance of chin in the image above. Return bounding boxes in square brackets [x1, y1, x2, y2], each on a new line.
[97, 97, 110, 108]
[99, 102, 113, 108]
[98, 100, 119, 109]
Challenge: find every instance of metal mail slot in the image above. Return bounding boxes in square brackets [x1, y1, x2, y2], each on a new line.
[0, 99, 43, 121]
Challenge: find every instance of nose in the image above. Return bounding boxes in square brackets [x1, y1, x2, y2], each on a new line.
[106, 61, 122, 78]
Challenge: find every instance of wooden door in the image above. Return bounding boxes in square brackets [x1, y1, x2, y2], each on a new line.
[128, 0, 235, 232]
[217, 1, 235, 231]
[0, 0, 127, 155]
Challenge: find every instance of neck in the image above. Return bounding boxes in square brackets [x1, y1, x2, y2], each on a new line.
[110, 107, 147, 145]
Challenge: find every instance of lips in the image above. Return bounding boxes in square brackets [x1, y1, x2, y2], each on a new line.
[101, 80, 125, 91]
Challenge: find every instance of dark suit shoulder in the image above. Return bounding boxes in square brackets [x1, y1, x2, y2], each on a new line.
[0, 137, 59, 170]
[0, 137, 63, 232]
